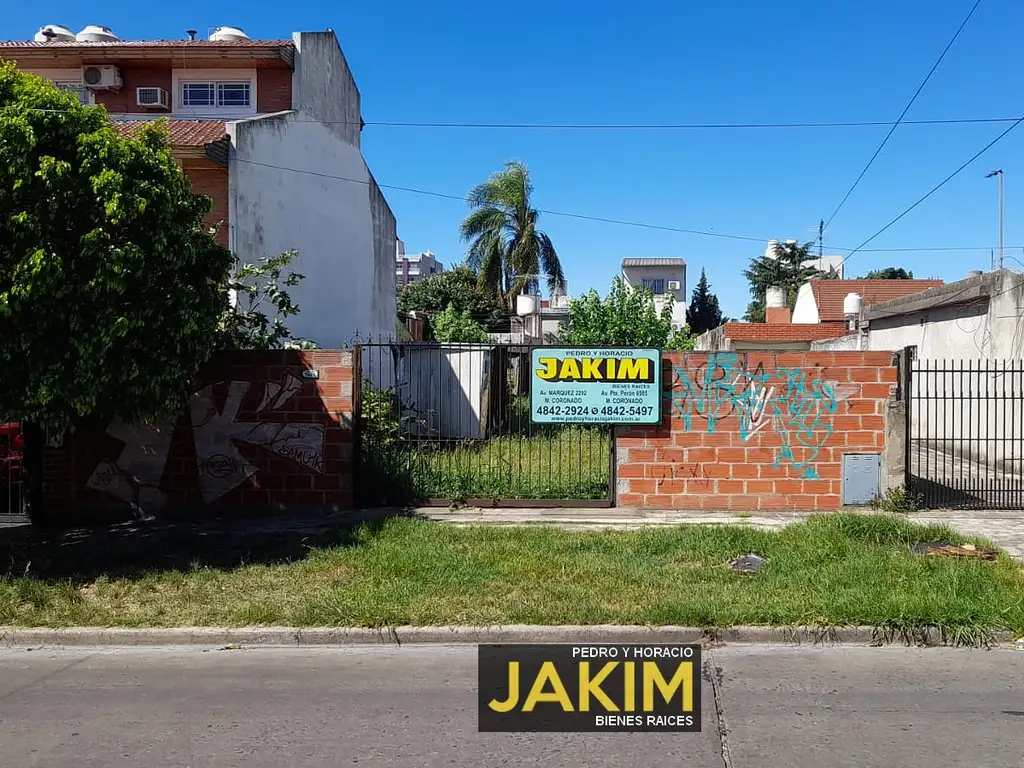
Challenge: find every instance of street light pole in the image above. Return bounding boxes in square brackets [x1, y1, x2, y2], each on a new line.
[987, 169, 1004, 269]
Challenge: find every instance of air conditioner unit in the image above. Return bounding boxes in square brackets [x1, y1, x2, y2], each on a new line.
[136, 87, 169, 109]
[81, 65, 122, 89]
[667, 280, 681, 291]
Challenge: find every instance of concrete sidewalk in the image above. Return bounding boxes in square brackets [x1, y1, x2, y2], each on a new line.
[409, 506, 1024, 559]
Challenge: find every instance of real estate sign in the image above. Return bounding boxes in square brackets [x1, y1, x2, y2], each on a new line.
[478, 643, 702, 732]
[529, 348, 663, 425]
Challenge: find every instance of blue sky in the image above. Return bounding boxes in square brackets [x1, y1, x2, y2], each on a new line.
[9, 0, 1024, 317]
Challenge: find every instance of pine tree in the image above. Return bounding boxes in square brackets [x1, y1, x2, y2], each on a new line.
[860, 267, 914, 279]
[685, 268, 724, 335]
[742, 241, 826, 322]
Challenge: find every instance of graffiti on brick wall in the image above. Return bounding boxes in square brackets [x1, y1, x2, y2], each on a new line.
[671, 353, 858, 478]
[85, 373, 325, 511]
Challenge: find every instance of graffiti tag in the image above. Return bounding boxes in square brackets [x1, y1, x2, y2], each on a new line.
[672, 354, 856, 479]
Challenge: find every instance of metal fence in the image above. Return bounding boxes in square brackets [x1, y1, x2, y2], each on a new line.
[907, 357, 1024, 510]
[357, 342, 613, 507]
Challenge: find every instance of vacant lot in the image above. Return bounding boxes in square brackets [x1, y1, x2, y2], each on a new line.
[0, 513, 1021, 641]
[359, 428, 611, 503]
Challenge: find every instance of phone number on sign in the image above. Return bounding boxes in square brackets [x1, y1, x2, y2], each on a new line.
[535, 405, 655, 417]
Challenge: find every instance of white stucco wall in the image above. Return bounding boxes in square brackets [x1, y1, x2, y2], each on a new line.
[866, 272, 1024, 359]
[228, 112, 396, 349]
[866, 271, 1024, 474]
[810, 333, 861, 351]
[620, 266, 687, 329]
[791, 283, 819, 324]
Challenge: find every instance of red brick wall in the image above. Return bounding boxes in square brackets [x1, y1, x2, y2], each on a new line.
[182, 160, 229, 246]
[616, 351, 898, 511]
[42, 350, 356, 525]
[89, 67, 293, 114]
[95, 67, 173, 113]
[257, 68, 292, 113]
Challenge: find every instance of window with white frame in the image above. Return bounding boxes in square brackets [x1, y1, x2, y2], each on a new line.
[641, 278, 666, 295]
[181, 80, 251, 109]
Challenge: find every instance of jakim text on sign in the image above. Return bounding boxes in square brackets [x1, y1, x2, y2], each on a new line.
[530, 348, 663, 425]
[478, 644, 702, 732]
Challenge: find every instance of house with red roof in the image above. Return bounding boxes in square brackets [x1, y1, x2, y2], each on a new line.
[792, 278, 945, 326]
[1, 24, 396, 349]
[695, 278, 944, 351]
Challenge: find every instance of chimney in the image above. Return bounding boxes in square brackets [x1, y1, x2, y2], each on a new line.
[764, 286, 790, 324]
[186, 29, 197, 41]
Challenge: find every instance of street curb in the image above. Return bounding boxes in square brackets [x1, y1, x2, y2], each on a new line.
[0, 625, 1016, 648]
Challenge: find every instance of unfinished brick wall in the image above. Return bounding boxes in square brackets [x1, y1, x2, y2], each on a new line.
[616, 351, 898, 510]
[182, 160, 230, 247]
[42, 350, 356, 525]
[257, 68, 293, 113]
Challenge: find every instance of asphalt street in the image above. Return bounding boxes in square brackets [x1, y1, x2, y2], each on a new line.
[1, 644, 1022, 767]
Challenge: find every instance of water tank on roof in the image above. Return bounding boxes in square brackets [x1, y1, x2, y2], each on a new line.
[75, 25, 119, 42]
[843, 292, 862, 317]
[34, 24, 76, 42]
[209, 26, 250, 41]
[766, 239, 780, 258]
[966, 269, 983, 278]
[516, 294, 539, 317]
[766, 286, 786, 308]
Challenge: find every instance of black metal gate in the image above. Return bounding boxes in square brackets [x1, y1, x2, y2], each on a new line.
[356, 342, 614, 507]
[906, 353, 1024, 509]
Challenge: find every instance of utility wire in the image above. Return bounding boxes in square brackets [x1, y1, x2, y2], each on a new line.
[823, 0, 983, 233]
[23, 107, 1022, 131]
[364, 116, 1014, 130]
[233, 157, 1021, 256]
[839, 114, 1024, 268]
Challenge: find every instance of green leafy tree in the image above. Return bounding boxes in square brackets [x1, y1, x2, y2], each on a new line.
[459, 161, 565, 310]
[431, 304, 490, 343]
[685, 268, 724, 334]
[667, 327, 696, 351]
[861, 267, 914, 279]
[397, 266, 505, 329]
[562, 277, 692, 348]
[0, 63, 232, 437]
[219, 250, 316, 350]
[742, 240, 826, 322]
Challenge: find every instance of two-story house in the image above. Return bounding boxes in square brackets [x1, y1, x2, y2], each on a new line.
[620, 258, 688, 329]
[2, 23, 397, 349]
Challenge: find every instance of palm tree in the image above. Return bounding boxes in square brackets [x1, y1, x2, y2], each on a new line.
[459, 161, 565, 311]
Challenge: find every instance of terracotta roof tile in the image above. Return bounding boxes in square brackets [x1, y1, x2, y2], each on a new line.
[111, 119, 227, 147]
[723, 323, 852, 342]
[808, 279, 944, 322]
[0, 40, 292, 49]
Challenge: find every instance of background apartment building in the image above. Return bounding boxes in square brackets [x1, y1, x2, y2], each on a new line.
[395, 240, 444, 287]
[619, 258, 687, 329]
[2, 24, 397, 348]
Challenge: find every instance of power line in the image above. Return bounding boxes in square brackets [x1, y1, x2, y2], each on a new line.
[823, 0, 983, 233]
[364, 116, 1015, 130]
[234, 158, 769, 244]
[839, 114, 1024, 268]
[233, 158, 1022, 257]
[21, 107, 1023, 131]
